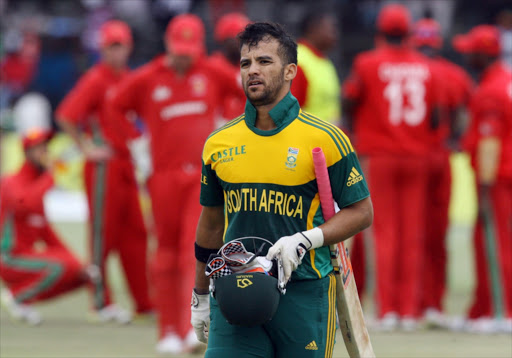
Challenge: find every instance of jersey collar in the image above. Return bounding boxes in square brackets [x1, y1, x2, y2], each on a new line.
[244, 91, 300, 136]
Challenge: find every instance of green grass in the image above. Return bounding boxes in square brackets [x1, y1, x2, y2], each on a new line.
[1, 222, 511, 358]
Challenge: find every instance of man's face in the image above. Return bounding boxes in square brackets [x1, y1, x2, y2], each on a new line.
[102, 43, 131, 68]
[240, 38, 287, 107]
[314, 15, 338, 52]
[172, 54, 195, 73]
[26, 142, 48, 169]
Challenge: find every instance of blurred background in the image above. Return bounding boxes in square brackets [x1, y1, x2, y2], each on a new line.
[1, 0, 511, 357]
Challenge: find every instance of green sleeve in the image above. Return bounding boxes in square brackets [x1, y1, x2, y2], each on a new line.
[200, 161, 224, 206]
[328, 152, 370, 208]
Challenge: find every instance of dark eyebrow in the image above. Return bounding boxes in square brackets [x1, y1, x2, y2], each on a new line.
[256, 56, 273, 61]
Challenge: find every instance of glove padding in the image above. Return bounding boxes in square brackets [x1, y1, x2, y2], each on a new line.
[190, 289, 210, 344]
[266, 227, 324, 282]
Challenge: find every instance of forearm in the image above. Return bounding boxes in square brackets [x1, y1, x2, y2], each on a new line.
[194, 206, 225, 293]
[319, 197, 373, 246]
[477, 137, 500, 184]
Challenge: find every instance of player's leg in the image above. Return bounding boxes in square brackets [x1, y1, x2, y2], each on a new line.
[114, 160, 152, 314]
[148, 169, 183, 351]
[29, 249, 88, 301]
[175, 170, 205, 350]
[84, 161, 113, 310]
[205, 296, 274, 358]
[490, 181, 512, 322]
[266, 274, 337, 358]
[397, 156, 428, 329]
[367, 155, 400, 324]
[468, 215, 492, 319]
[423, 152, 451, 323]
[350, 233, 366, 299]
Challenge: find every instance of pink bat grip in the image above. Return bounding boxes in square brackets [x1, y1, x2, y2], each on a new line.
[312, 147, 336, 220]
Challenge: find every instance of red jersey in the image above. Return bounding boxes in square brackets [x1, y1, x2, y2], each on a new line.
[428, 57, 474, 147]
[343, 45, 437, 156]
[208, 52, 245, 120]
[56, 62, 137, 158]
[464, 62, 512, 180]
[111, 55, 242, 171]
[0, 163, 64, 254]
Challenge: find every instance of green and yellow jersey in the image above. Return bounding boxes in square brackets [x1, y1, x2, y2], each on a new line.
[200, 92, 369, 281]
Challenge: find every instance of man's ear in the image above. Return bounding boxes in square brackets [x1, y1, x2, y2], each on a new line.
[284, 63, 297, 81]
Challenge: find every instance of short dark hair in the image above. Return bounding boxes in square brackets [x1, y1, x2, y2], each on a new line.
[238, 22, 297, 65]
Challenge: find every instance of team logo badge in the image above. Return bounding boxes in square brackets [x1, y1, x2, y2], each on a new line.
[190, 74, 207, 96]
[236, 278, 253, 288]
[152, 85, 172, 101]
[285, 147, 299, 170]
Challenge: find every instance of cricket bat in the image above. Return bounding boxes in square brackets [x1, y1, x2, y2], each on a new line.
[312, 147, 375, 358]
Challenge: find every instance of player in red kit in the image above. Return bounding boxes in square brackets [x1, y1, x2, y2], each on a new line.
[0, 129, 93, 325]
[454, 25, 512, 334]
[343, 4, 438, 331]
[56, 20, 152, 323]
[411, 18, 474, 327]
[110, 14, 242, 353]
[209, 12, 249, 124]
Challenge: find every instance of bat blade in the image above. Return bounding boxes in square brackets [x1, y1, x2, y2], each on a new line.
[312, 147, 375, 358]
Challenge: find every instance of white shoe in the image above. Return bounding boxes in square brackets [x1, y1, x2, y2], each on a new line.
[400, 316, 419, 332]
[373, 312, 399, 332]
[423, 308, 449, 329]
[89, 304, 132, 324]
[465, 317, 500, 334]
[497, 318, 512, 334]
[183, 329, 206, 353]
[447, 316, 467, 332]
[1, 290, 42, 325]
[156, 333, 184, 354]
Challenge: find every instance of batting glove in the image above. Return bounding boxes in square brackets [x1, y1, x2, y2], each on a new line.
[266, 227, 324, 282]
[190, 289, 210, 344]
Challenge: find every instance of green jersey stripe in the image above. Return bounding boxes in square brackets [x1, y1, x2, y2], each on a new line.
[300, 112, 352, 155]
[0, 215, 14, 254]
[1, 256, 63, 303]
[297, 116, 345, 157]
[207, 115, 245, 140]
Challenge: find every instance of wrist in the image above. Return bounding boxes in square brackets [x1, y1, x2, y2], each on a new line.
[302, 227, 324, 250]
[193, 287, 209, 295]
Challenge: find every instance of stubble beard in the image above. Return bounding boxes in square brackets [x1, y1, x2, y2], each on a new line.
[245, 68, 285, 107]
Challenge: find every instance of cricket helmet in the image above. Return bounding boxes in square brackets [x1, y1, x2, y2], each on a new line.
[211, 237, 283, 327]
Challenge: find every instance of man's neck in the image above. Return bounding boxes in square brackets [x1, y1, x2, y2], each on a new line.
[103, 61, 124, 74]
[254, 90, 288, 130]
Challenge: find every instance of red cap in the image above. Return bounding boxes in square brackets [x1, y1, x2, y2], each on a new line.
[22, 128, 53, 150]
[165, 14, 205, 59]
[214, 12, 250, 42]
[412, 19, 442, 49]
[99, 20, 132, 48]
[377, 4, 411, 36]
[453, 25, 501, 56]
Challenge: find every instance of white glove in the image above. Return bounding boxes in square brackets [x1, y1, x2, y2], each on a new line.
[266, 227, 324, 282]
[127, 134, 152, 183]
[190, 289, 210, 344]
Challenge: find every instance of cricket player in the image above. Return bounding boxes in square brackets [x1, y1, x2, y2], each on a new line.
[291, 10, 341, 125]
[110, 14, 242, 353]
[191, 22, 373, 358]
[0, 129, 93, 325]
[411, 18, 474, 327]
[454, 25, 512, 334]
[209, 12, 249, 123]
[56, 20, 152, 323]
[342, 4, 438, 331]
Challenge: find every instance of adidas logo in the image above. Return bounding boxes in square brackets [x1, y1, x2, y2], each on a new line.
[347, 167, 363, 187]
[305, 341, 318, 350]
